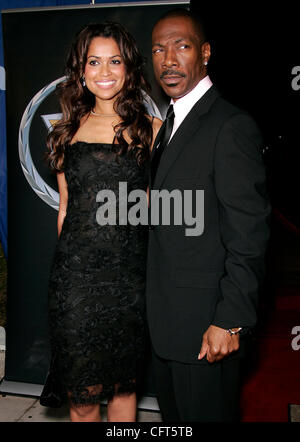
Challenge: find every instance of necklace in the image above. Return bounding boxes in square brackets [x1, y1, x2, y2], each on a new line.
[91, 109, 117, 117]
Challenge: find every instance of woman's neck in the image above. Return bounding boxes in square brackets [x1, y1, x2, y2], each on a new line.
[93, 99, 117, 117]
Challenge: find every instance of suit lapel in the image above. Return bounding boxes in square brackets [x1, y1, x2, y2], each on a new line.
[152, 86, 220, 189]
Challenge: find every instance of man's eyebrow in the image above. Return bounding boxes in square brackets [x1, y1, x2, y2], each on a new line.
[152, 38, 190, 47]
[175, 38, 190, 44]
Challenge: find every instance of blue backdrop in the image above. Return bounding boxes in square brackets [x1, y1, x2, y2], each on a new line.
[0, 0, 139, 259]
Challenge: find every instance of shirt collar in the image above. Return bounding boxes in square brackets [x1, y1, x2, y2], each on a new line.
[170, 75, 213, 128]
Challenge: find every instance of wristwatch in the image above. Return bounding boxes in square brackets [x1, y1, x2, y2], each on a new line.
[226, 327, 242, 336]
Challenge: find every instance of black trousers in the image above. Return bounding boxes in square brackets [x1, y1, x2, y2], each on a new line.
[152, 350, 241, 422]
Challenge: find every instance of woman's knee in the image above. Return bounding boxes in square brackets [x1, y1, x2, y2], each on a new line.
[70, 403, 100, 421]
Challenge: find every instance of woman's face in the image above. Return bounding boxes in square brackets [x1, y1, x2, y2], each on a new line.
[84, 36, 126, 104]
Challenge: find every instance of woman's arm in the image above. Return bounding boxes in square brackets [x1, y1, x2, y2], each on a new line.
[151, 116, 163, 151]
[57, 172, 68, 237]
[147, 117, 163, 204]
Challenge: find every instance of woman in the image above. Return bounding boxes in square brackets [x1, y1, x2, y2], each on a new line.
[45, 22, 161, 422]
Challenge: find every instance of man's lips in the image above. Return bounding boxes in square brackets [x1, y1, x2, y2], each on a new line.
[162, 76, 183, 85]
[160, 71, 186, 85]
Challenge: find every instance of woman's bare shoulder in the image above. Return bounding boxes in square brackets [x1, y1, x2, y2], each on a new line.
[147, 115, 163, 137]
[147, 115, 163, 151]
[70, 113, 91, 145]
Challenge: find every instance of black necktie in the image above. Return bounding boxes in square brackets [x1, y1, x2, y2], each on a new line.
[151, 105, 175, 185]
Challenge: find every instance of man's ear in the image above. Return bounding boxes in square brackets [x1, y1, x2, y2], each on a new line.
[202, 42, 211, 65]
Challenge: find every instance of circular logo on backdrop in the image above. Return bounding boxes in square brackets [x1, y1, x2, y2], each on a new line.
[18, 76, 65, 211]
[18, 78, 162, 211]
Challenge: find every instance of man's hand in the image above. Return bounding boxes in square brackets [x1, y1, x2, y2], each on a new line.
[198, 325, 240, 363]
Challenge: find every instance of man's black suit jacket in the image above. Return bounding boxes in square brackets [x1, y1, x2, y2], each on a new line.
[146, 86, 271, 364]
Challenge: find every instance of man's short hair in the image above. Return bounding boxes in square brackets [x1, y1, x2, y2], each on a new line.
[154, 8, 207, 43]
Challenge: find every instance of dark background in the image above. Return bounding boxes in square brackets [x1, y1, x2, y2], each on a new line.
[190, 0, 300, 288]
[189, 3, 300, 419]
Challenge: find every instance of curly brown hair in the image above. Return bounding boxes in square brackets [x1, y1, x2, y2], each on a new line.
[46, 22, 153, 171]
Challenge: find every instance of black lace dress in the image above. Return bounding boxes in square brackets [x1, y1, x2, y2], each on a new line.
[48, 141, 149, 405]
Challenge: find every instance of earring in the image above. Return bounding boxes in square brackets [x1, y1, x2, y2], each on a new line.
[82, 76, 86, 87]
[204, 61, 208, 66]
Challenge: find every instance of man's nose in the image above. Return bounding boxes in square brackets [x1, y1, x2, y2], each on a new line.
[162, 47, 178, 67]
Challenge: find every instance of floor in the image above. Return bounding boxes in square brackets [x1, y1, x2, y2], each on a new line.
[0, 350, 162, 422]
[1, 350, 300, 422]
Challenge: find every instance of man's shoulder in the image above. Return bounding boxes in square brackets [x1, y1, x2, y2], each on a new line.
[186, 88, 261, 147]
[184, 86, 259, 134]
[191, 85, 248, 122]
[209, 92, 263, 151]
[211, 91, 249, 120]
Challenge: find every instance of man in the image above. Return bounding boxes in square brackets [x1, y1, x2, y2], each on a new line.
[146, 9, 270, 422]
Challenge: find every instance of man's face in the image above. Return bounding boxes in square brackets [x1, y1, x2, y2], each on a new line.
[152, 16, 210, 100]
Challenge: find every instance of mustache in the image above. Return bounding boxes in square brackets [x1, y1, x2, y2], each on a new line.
[160, 70, 186, 79]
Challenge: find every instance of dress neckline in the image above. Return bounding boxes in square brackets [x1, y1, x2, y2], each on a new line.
[69, 140, 115, 147]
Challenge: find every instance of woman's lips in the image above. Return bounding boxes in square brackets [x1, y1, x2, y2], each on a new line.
[95, 80, 116, 88]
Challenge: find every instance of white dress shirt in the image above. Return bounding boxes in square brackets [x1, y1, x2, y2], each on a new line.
[169, 75, 213, 141]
